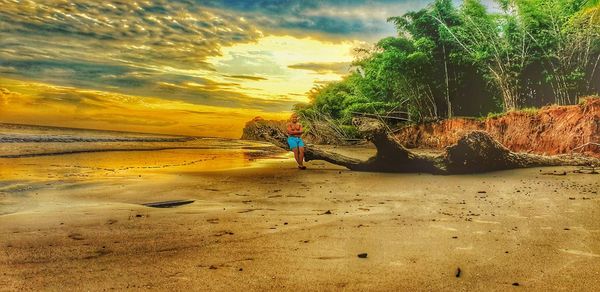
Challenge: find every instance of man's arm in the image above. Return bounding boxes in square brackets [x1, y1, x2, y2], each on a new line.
[286, 123, 303, 135]
[286, 123, 296, 135]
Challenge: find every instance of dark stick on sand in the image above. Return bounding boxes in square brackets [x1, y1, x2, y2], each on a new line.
[141, 200, 195, 208]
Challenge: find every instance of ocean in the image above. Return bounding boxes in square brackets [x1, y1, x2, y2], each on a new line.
[0, 123, 287, 181]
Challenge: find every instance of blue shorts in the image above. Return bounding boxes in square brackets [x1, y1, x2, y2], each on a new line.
[287, 136, 305, 150]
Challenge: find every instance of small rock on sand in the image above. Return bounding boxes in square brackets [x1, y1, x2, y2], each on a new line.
[357, 253, 368, 258]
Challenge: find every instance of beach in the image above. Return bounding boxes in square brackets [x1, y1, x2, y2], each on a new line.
[1, 125, 600, 291]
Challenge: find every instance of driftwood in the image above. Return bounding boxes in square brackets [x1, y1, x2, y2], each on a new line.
[249, 117, 599, 174]
[141, 200, 195, 208]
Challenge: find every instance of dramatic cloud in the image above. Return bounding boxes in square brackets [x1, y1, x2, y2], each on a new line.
[0, 78, 289, 138]
[226, 75, 269, 81]
[288, 62, 351, 74]
[0, 0, 262, 69]
[200, 0, 433, 40]
[0, 87, 21, 105]
[0, 0, 459, 136]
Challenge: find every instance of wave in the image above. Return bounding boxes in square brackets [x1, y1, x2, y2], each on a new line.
[0, 135, 195, 143]
[0, 123, 196, 143]
[0, 146, 214, 158]
[0, 124, 283, 158]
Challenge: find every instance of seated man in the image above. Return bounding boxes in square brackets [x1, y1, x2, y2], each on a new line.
[287, 113, 307, 169]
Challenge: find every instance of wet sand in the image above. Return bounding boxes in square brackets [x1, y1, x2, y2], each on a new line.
[0, 147, 599, 291]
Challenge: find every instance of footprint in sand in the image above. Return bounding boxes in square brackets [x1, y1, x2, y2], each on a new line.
[430, 225, 458, 231]
[473, 219, 501, 224]
[68, 233, 85, 240]
[213, 230, 234, 237]
[315, 256, 345, 260]
[559, 249, 600, 257]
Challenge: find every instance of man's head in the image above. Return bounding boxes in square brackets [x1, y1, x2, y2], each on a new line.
[290, 113, 298, 123]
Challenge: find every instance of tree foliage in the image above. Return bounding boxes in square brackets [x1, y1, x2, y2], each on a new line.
[297, 0, 600, 125]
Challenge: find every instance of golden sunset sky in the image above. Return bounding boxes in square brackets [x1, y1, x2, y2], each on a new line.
[0, 0, 435, 138]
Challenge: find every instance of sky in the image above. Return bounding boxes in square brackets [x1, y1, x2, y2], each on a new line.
[1, 0, 444, 138]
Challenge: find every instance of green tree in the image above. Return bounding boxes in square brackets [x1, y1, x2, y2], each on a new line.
[434, 0, 534, 110]
[296, 0, 600, 130]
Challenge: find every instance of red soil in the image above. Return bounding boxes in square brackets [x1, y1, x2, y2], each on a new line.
[396, 97, 600, 157]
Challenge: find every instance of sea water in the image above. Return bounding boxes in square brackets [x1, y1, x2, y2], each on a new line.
[0, 123, 286, 181]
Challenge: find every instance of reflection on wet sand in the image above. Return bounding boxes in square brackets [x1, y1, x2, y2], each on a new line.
[0, 148, 286, 182]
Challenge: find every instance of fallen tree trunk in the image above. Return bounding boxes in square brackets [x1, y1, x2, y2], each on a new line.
[247, 117, 599, 174]
[309, 117, 441, 173]
[442, 130, 599, 173]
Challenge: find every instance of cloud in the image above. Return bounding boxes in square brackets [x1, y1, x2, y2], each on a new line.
[0, 87, 22, 105]
[0, 59, 139, 89]
[0, 55, 291, 109]
[0, 0, 271, 111]
[199, 0, 433, 40]
[0, 1, 263, 69]
[226, 75, 268, 81]
[151, 78, 294, 111]
[185, 80, 241, 90]
[288, 62, 351, 74]
[87, 113, 179, 127]
[212, 51, 288, 76]
[0, 78, 290, 138]
[0, 66, 16, 73]
[3, 1, 372, 110]
[0, 0, 440, 133]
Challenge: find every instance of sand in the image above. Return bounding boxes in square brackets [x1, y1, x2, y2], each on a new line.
[1, 148, 599, 291]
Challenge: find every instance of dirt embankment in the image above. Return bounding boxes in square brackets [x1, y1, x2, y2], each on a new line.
[396, 97, 600, 157]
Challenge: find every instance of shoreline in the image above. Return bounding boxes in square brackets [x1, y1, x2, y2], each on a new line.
[0, 122, 197, 139]
[0, 146, 269, 159]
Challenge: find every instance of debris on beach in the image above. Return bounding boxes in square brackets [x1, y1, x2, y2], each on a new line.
[357, 253, 368, 258]
[141, 200, 195, 208]
[541, 171, 567, 176]
[573, 166, 599, 174]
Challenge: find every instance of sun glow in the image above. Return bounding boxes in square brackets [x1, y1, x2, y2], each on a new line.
[207, 35, 363, 103]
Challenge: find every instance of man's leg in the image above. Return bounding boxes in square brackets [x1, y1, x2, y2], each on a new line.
[292, 147, 300, 165]
[298, 147, 305, 166]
